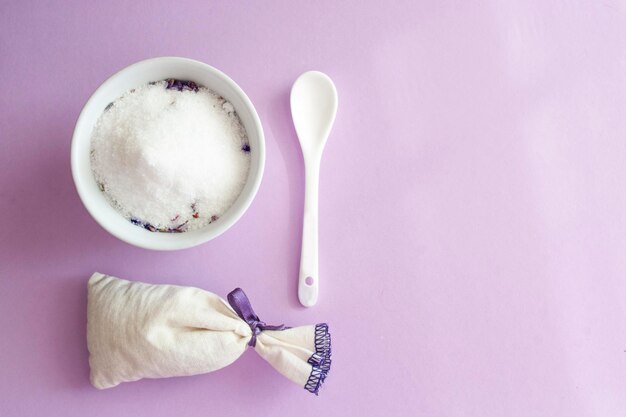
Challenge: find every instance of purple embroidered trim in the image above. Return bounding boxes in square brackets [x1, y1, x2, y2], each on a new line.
[304, 323, 331, 395]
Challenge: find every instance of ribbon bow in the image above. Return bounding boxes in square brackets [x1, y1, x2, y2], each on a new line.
[227, 288, 287, 347]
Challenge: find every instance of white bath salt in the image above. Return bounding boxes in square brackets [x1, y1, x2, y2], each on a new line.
[90, 80, 251, 232]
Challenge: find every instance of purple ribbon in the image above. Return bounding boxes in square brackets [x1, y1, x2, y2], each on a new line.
[227, 288, 287, 347]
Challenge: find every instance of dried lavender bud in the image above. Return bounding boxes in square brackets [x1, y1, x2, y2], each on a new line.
[187, 81, 199, 92]
[169, 221, 189, 233]
[242, 144, 251, 153]
[164, 79, 200, 93]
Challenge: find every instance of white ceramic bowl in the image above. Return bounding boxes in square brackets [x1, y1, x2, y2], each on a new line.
[71, 57, 265, 250]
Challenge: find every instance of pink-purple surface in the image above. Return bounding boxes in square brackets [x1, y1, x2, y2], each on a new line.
[2, 1, 626, 416]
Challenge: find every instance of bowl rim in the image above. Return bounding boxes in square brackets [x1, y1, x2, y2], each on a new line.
[71, 56, 265, 250]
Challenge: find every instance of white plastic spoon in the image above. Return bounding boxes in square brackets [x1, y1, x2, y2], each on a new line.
[290, 71, 338, 307]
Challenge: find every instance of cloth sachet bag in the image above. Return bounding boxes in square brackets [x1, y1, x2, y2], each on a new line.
[87, 273, 331, 394]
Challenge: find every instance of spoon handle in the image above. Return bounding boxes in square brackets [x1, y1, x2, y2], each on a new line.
[299, 160, 320, 307]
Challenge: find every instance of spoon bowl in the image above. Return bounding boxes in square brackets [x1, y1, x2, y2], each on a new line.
[291, 71, 338, 157]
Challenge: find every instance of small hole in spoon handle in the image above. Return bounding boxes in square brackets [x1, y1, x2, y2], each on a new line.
[298, 273, 318, 307]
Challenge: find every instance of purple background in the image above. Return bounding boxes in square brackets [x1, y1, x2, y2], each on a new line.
[2, 1, 626, 416]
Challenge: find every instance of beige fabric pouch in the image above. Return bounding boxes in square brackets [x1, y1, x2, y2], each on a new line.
[87, 272, 331, 394]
